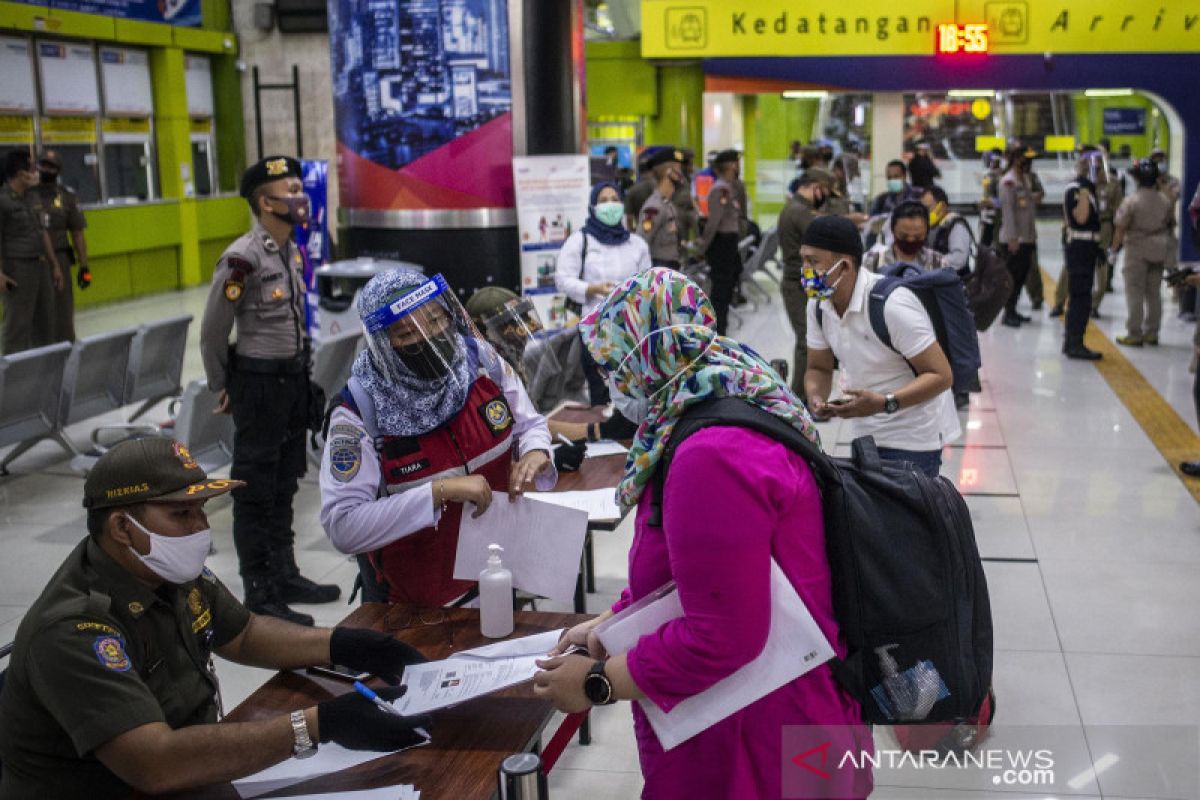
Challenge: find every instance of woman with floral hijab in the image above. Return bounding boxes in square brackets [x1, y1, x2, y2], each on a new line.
[534, 268, 867, 799]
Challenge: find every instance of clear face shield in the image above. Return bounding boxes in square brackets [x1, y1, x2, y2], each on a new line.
[479, 296, 560, 384]
[1080, 151, 1108, 185]
[360, 274, 493, 389]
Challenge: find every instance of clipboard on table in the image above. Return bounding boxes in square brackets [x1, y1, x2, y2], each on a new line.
[594, 560, 835, 750]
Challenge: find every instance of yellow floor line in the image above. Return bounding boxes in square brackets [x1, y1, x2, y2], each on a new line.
[1041, 269, 1200, 504]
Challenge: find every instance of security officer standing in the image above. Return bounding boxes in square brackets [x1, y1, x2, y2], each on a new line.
[637, 147, 685, 268]
[1060, 152, 1104, 360]
[670, 148, 699, 242]
[31, 149, 89, 343]
[697, 149, 745, 335]
[777, 168, 833, 395]
[622, 147, 658, 229]
[1051, 146, 1116, 319]
[978, 149, 1004, 246]
[199, 155, 339, 625]
[0, 149, 63, 354]
[0, 438, 431, 799]
[998, 146, 1039, 327]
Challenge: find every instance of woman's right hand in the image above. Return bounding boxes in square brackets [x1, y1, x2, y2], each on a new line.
[549, 614, 610, 659]
[587, 281, 615, 298]
[436, 475, 493, 518]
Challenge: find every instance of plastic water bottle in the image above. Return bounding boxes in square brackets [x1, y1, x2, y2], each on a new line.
[480, 543, 514, 638]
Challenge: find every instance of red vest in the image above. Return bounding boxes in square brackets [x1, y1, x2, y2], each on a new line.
[351, 376, 513, 606]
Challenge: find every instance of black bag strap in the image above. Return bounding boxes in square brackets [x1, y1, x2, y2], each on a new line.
[579, 232, 589, 279]
[647, 397, 838, 526]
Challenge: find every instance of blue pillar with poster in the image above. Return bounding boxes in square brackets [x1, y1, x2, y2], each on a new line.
[295, 160, 330, 338]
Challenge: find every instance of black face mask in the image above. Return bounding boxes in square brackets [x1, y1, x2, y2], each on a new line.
[39, 170, 58, 184]
[895, 238, 925, 257]
[267, 194, 311, 226]
[396, 330, 458, 380]
[811, 191, 827, 210]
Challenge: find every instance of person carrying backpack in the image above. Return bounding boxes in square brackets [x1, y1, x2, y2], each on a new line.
[533, 267, 871, 800]
[802, 215, 962, 477]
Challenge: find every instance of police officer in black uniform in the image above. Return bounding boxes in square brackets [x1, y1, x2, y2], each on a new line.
[199, 156, 339, 624]
[1061, 151, 1105, 360]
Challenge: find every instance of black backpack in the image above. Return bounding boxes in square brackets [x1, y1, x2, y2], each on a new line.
[650, 397, 993, 725]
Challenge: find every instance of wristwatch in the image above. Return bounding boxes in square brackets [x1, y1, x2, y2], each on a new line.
[883, 392, 900, 414]
[582, 659, 616, 705]
[290, 710, 317, 758]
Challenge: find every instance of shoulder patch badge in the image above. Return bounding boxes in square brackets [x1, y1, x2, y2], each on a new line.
[94, 635, 132, 672]
[127, 601, 145, 617]
[329, 436, 361, 483]
[224, 280, 243, 302]
[642, 219, 653, 231]
[480, 397, 513, 435]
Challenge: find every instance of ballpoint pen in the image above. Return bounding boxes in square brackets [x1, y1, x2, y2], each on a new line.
[353, 680, 407, 718]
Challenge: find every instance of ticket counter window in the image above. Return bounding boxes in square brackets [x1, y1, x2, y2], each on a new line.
[103, 139, 155, 202]
[51, 143, 102, 204]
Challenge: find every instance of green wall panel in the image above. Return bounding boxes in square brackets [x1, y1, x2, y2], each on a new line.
[196, 196, 251, 241]
[78, 254, 134, 308]
[585, 41, 657, 118]
[198, 239, 228, 284]
[84, 203, 182, 257]
[128, 247, 180, 295]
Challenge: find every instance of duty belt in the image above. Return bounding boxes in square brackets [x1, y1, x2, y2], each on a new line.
[1066, 230, 1099, 242]
[232, 351, 308, 375]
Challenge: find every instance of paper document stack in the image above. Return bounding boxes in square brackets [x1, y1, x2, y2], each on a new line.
[526, 488, 621, 521]
[394, 628, 564, 716]
[232, 740, 429, 799]
[282, 788, 420, 799]
[594, 560, 835, 750]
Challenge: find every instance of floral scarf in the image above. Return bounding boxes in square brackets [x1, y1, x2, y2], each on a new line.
[578, 268, 820, 510]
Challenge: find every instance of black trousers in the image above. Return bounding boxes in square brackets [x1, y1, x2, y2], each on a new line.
[1004, 243, 1036, 314]
[578, 329, 610, 406]
[1064, 241, 1100, 344]
[980, 221, 995, 247]
[707, 232, 742, 335]
[228, 368, 309, 579]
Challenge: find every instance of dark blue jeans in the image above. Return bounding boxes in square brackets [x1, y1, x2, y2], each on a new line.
[877, 446, 943, 479]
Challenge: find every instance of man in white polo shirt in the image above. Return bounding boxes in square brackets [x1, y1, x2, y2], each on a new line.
[800, 215, 961, 477]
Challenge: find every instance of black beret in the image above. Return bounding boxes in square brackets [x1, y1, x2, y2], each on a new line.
[240, 155, 302, 199]
[644, 147, 683, 170]
[712, 149, 740, 166]
[802, 215, 864, 262]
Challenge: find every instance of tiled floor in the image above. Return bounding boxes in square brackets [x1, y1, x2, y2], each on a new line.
[1, 218, 1197, 798]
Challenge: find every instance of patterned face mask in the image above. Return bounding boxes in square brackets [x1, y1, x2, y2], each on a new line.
[800, 260, 847, 300]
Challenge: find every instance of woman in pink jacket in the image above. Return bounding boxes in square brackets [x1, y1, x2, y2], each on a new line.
[534, 268, 869, 799]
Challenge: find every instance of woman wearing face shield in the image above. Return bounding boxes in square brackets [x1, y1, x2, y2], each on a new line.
[555, 181, 651, 406]
[532, 268, 868, 799]
[318, 270, 556, 606]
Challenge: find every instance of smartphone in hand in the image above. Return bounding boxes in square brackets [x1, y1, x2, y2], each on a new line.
[306, 664, 372, 682]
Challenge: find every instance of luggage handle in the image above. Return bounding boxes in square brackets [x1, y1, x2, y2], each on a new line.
[850, 436, 883, 473]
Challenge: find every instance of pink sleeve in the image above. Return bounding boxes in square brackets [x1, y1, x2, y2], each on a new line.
[610, 587, 633, 615]
[626, 428, 798, 714]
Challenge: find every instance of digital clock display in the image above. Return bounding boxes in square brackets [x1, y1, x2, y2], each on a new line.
[937, 23, 989, 54]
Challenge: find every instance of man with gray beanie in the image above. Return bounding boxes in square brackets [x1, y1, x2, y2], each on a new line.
[799, 215, 961, 477]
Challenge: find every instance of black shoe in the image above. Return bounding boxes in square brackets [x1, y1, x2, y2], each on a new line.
[1064, 343, 1102, 360]
[1090, 309, 1101, 319]
[1048, 304, 1065, 318]
[245, 577, 314, 626]
[1031, 301, 1043, 311]
[1001, 313, 1023, 328]
[1015, 312, 1033, 323]
[279, 571, 342, 605]
[1181, 460, 1200, 477]
[954, 391, 970, 410]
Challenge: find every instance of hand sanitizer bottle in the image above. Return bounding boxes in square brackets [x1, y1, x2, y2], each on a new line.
[480, 543, 514, 639]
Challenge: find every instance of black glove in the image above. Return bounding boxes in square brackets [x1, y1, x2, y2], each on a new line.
[553, 439, 586, 472]
[76, 264, 91, 290]
[329, 627, 429, 685]
[317, 685, 432, 751]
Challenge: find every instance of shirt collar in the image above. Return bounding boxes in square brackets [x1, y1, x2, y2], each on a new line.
[820, 264, 873, 320]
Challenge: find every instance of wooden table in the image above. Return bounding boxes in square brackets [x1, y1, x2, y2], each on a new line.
[164, 605, 590, 800]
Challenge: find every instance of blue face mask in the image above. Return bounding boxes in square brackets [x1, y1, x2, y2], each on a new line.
[800, 260, 847, 300]
[887, 178, 905, 194]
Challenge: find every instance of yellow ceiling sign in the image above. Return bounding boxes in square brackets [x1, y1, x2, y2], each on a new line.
[1044, 135, 1077, 152]
[975, 135, 1006, 152]
[642, 0, 1200, 57]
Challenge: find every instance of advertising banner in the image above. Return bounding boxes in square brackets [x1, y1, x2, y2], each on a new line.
[327, 0, 515, 212]
[512, 155, 590, 330]
[11, 0, 201, 26]
[1103, 108, 1147, 135]
[296, 159, 331, 338]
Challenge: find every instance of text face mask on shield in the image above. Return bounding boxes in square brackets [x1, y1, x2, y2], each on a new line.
[124, 513, 212, 584]
[595, 202, 625, 227]
[800, 259, 847, 300]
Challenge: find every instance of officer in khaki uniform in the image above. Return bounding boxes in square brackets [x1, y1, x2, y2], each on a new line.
[199, 156, 338, 625]
[0, 438, 430, 799]
[0, 149, 63, 355]
[637, 147, 685, 268]
[670, 148, 698, 242]
[1113, 158, 1174, 346]
[777, 168, 834, 394]
[696, 149, 743, 335]
[622, 148, 658, 229]
[30, 149, 89, 342]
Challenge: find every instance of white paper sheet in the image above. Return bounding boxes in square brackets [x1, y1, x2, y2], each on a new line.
[232, 739, 428, 799]
[584, 440, 628, 458]
[596, 560, 835, 751]
[280, 788, 420, 800]
[453, 493, 587, 603]
[453, 627, 564, 660]
[526, 489, 621, 522]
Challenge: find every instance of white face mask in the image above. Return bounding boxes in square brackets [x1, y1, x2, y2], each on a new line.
[124, 513, 212, 584]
